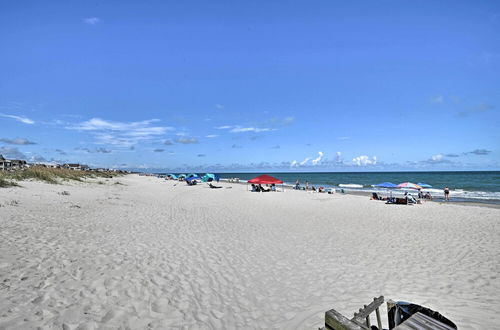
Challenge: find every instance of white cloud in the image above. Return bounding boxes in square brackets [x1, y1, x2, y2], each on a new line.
[421, 154, 452, 165]
[431, 154, 443, 162]
[70, 118, 167, 131]
[430, 95, 444, 104]
[290, 151, 324, 167]
[229, 126, 274, 133]
[0, 147, 26, 159]
[84, 17, 100, 25]
[282, 116, 295, 125]
[267, 116, 295, 127]
[205, 134, 218, 138]
[0, 113, 35, 124]
[215, 104, 224, 109]
[176, 137, 198, 144]
[352, 155, 377, 166]
[67, 117, 173, 147]
[311, 151, 324, 165]
[299, 157, 311, 166]
[336, 151, 342, 163]
[214, 125, 276, 133]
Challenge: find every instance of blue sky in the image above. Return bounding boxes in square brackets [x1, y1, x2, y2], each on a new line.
[1, 0, 499, 172]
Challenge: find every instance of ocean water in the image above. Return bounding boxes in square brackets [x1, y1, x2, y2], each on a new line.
[215, 171, 500, 202]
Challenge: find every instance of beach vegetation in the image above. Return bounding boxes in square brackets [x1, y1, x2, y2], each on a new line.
[0, 166, 121, 187]
[0, 177, 19, 188]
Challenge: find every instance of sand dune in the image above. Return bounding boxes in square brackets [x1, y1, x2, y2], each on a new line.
[1, 174, 499, 329]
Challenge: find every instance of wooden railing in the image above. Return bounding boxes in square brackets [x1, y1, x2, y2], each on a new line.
[321, 296, 384, 330]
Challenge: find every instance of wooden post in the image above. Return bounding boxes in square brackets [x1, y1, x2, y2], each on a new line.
[352, 296, 384, 326]
[364, 305, 371, 328]
[375, 306, 382, 330]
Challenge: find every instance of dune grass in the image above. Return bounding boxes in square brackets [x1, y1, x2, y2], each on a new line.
[0, 177, 19, 188]
[0, 166, 121, 187]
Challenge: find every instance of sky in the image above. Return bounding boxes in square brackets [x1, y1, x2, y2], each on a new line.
[1, 0, 499, 172]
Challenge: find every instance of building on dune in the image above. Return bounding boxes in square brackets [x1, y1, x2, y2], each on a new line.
[0, 154, 27, 171]
[63, 163, 90, 171]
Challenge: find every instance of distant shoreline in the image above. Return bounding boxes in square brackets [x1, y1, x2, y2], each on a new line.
[216, 179, 500, 209]
[152, 170, 500, 205]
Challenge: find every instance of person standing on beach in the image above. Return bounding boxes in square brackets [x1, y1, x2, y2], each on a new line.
[305, 181, 309, 191]
[444, 186, 450, 201]
[295, 180, 300, 190]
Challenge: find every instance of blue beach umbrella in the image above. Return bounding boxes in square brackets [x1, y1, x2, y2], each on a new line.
[374, 182, 398, 188]
[417, 182, 432, 188]
[202, 173, 216, 182]
[168, 174, 178, 179]
[187, 173, 198, 178]
[374, 182, 397, 198]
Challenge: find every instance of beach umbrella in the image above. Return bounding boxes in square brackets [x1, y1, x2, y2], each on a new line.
[185, 176, 202, 186]
[178, 174, 186, 179]
[417, 182, 432, 188]
[374, 182, 398, 188]
[186, 176, 202, 184]
[187, 173, 198, 178]
[397, 182, 422, 189]
[374, 182, 397, 198]
[202, 173, 216, 182]
[168, 174, 178, 179]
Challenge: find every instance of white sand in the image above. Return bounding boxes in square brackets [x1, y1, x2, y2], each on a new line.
[1, 174, 499, 329]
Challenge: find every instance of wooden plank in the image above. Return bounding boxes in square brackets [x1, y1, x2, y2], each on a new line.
[325, 309, 367, 330]
[352, 296, 384, 325]
[393, 312, 456, 330]
[375, 307, 382, 329]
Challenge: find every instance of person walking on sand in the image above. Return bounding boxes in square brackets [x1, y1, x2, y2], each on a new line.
[444, 186, 450, 201]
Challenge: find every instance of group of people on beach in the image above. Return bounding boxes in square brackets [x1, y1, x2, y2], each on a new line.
[251, 183, 276, 192]
[372, 186, 451, 204]
[419, 186, 450, 201]
[294, 180, 331, 193]
[294, 179, 452, 202]
[417, 189, 433, 200]
[294, 180, 310, 190]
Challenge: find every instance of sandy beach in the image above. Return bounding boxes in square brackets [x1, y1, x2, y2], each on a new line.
[1, 174, 499, 329]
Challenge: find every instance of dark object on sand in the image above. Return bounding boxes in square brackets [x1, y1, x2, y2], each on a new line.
[385, 197, 417, 205]
[319, 296, 456, 330]
[371, 193, 387, 200]
[387, 301, 456, 329]
[208, 183, 222, 189]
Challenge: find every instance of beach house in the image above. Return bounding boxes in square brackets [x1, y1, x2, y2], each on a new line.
[0, 154, 6, 170]
[0, 155, 27, 171]
[63, 163, 89, 171]
[32, 161, 60, 168]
